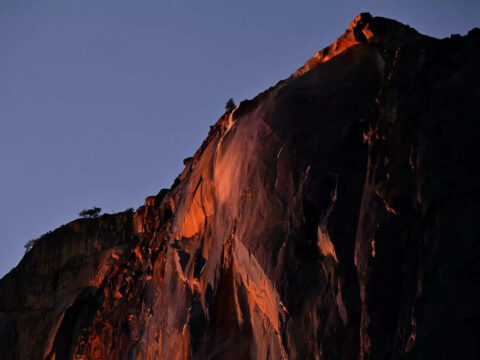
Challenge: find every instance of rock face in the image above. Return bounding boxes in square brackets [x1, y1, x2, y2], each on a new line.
[1, 13, 480, 359]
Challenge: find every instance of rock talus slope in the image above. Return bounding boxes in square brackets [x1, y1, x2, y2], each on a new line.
[1, 13, 480, 359]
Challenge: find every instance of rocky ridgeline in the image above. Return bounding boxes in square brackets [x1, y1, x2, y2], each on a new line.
[1, 13, 480, 360]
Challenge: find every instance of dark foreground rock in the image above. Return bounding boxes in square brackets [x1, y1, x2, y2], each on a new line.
[1, 13, 480, 360]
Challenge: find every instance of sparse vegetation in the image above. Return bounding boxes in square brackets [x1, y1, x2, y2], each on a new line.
[225, 98, 236, 112]
[79, 207, 102, 218]
[24, 230, 52, 254]
[24, 239, 37, 253]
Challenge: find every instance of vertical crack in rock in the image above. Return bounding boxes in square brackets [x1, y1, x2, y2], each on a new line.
[1, 13, 480, 360]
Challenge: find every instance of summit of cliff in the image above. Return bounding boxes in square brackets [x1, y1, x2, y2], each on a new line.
[1, 14, 480, 360]
[291, 12, 422, 78]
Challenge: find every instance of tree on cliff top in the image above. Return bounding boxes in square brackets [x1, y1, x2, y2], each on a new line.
[225, 98, 236, 112]
[24, 230, 52, 254]
[24, 239, 37, 253]
[79, 207, 102, 218]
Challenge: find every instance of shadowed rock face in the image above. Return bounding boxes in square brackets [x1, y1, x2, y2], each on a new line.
[1, 13, 480, 360]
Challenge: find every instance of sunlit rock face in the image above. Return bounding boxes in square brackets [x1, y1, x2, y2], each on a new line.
[1, 13, 480, 360]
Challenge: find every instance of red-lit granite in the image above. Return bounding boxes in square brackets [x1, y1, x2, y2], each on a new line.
[1, 13, 480, 359]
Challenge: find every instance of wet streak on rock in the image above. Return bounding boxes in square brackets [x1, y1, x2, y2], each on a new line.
[1, 13, 480, 360]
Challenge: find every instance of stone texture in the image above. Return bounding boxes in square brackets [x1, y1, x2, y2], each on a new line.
[1, 13, 480, 360]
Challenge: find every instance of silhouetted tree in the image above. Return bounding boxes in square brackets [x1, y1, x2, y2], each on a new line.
[79, 207, 102, 218]
[24, 230, 52, 253]
[24, 239, 37, 253]
[225, 98, 236, 112]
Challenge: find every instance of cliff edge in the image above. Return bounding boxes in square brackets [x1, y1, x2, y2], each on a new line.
[1, 13, 480, 359]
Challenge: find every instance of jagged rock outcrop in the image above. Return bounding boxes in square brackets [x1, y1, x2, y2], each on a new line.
[1, 13, 480, 359]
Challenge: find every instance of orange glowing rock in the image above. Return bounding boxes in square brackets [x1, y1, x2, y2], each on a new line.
[1, 12, 480, 360]
[291, 13, 375, 79]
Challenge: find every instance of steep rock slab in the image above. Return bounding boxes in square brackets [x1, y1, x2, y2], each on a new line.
[1, 13, 480, 360]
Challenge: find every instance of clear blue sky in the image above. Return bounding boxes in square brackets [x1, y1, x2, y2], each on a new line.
[1, 0, 479, 277]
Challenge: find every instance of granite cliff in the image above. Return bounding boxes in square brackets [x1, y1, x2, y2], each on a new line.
[1, 13, 480, 359]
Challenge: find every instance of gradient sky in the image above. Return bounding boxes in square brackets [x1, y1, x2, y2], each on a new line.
[1, 0, 479, 278]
